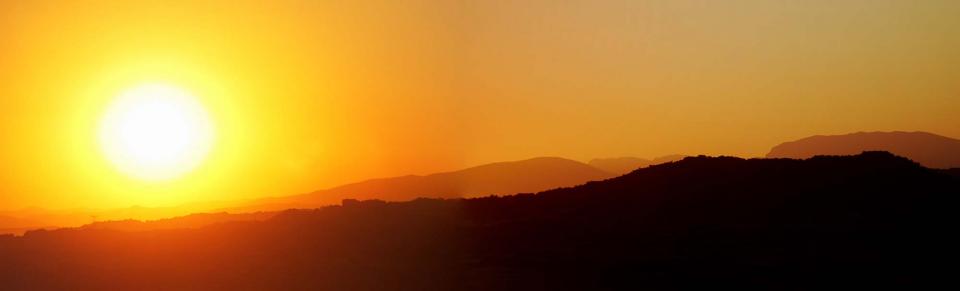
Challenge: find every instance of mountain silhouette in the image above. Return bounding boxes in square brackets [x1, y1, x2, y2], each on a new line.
[0, 203, 236, 235]
[0, 215, 42, 236]
[233, 157, 614, 212]
[1, 151, 954, 290]
[767, 131, 960, 168]
[0, 209, 89, 235]
[80, 211, 278, 232]
[0, 157, 613, 234]
[588, 155, 686, 175]
[944, 168, 960, 178]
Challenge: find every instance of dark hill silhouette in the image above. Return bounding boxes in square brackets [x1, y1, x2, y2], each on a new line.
[942, 168, 960, 178]
[0, 157, 612, 234]
[0, 203, 238, 235]
[588, 155, 686, 175]
[767, 131, 960, 168]
[589, 156, 649, 174]
[233, 157, 614, 212]
[0, 209, 91, 235]
[0, 215, 42, 236]
[80, 211, 278, 232]
[1, 152, 955, 290]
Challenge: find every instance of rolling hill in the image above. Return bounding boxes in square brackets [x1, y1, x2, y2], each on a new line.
[0, 157, 614, 233]
[767, 131, 960, 168]
[2, 151, 954, 290]
[79, 211, 278, 232]
[233, 156, 615, 212]
[588, 155, 686, 175]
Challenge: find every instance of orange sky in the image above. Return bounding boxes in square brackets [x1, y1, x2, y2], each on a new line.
[1, 0, 959, 210]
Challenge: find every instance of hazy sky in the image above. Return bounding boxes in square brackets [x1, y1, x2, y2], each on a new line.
[1, 0, 958, 209]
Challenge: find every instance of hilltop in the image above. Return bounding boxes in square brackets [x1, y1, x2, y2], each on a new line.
[767, 131, 960, 168]
[232, 156, 614, 212]
[1, 151, 955, 290]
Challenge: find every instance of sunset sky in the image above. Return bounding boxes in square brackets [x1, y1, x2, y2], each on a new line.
[1, 0, 958, 210]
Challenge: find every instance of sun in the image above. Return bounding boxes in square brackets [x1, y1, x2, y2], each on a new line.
[99, 83, 215, 182]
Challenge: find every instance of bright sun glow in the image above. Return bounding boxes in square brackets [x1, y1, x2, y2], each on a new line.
[99, 83, 214, 182]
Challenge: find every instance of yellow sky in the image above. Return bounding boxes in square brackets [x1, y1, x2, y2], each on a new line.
[1, 0, 959, 210]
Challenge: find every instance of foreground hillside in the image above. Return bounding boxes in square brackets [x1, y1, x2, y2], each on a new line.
[1, 152, 955, 290]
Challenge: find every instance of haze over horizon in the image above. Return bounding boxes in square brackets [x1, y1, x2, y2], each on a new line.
[2, 0, 959, 210]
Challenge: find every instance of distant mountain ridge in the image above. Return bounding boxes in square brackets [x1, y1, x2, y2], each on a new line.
[80, 211, 278, 232]
[0, 156, 618, 234]
[232, 156, 615, 212]
[767, 131, 960, 168]
[65, 155, 671, 231]
[588, 155, 686, 175]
